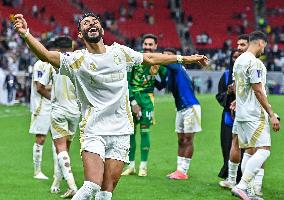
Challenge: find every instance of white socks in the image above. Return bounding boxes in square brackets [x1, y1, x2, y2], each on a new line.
[177, 156, 191, 174]
[129, 161, 135, 168]
[33, 143, 43, 174]
[228, 160, 239, 184]
[52, 143, 62, 180]
[254, 168, 264, 189]
[140, 161, 147, 169]
[71, 181, 101, 200]
[238, 149, 270, 190]
[241, 153, 252, 173]
[96, 191, 112, 200]
[58, 151, 77, 191]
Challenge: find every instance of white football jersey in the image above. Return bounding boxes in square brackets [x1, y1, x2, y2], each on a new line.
[30, 60, 53, 115]
[59, 43, 143, 135]
[51, 73, 80, 116]
[233, 52, 267, 122]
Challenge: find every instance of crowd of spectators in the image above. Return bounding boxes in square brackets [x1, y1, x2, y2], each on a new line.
[0, 0, 283, 105]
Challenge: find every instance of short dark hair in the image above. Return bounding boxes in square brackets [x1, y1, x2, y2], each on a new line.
[238, 34, 249, 42]
[142, 33, 158, 44]
[249, 31, 267, 43]
[45, 40, 56, 50]
[77, 13, 100, 32]
[53, 36, 73, 49]
[163, 48, 177, 54]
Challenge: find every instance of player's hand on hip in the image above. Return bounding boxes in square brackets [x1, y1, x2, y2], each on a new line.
[132, 104, 142, 120]
[270, 115, 280, 132]
[13, 14, 28, 35]
[230, 100, 236, 111]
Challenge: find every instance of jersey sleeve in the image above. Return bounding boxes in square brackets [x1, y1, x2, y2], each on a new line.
[59, 52, 77, 83]
[38, 64, 52, 86]
[248, 59, 262, 84]
[120, 45, 143, 70]
[33, 61, 45, 82]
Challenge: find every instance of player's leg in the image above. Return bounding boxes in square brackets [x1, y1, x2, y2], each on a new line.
[51, 142, 62, 194]
[30, 114, 50, 179]
[232, 120, 271, 199]
[72, 150, 103, 200]
[121, 123, 137, 175]
[168, 105, 201, 180]
[96, 135, 130, 200]
[138, 93, 154, 177]
[96, 159, 124, 200]
[220, 121, 242, 189]
[218, 111, 233, 179]
[51, 113, 80, 198]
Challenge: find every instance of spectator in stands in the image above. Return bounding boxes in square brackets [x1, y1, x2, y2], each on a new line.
[32, 4, 38, 18]
[206, 76, 213, 93]
[4, 70, 18, 104]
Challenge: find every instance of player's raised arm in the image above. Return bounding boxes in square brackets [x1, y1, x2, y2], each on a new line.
[13, 14, 60, 69]
[142, 53, 209, 67]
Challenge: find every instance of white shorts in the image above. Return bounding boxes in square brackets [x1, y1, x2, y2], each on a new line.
[80, 135, 130, 163]
[50, 110, 80, 140]
[175, 105, 202, 133]
[29, 114, 51, 135]
[233, 119, 271, 148]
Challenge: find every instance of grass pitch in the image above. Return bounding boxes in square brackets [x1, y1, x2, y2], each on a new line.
[0, 94, 283, 200]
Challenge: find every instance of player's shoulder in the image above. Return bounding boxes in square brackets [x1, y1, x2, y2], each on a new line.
[34, 59, 49, 70]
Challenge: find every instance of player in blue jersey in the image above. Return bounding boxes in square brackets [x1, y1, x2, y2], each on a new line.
[162, 48, 202, 180]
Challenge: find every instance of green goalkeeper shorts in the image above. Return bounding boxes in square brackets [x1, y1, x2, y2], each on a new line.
[133, 92, 155, 126]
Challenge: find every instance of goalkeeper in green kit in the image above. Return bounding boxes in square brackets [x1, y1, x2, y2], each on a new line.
[122, 34, 167, 177]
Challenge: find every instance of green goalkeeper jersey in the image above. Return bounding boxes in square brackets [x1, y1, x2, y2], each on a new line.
[128, 63, 167, 101]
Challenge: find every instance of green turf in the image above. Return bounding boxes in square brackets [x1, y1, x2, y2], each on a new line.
[0, 94, 283, 200]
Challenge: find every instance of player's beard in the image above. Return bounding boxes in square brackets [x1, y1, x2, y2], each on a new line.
[82, 27, 103, 43]
[143, 48, 155, 53]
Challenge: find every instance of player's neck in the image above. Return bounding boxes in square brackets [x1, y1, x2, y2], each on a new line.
[85, 40, 106, 54]
[247, 46, 258, 57]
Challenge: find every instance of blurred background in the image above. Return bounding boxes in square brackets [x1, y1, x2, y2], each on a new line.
[0, 0, 283, 105]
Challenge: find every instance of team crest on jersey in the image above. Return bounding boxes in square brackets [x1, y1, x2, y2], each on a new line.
[114, 54, 121, 65]
[37, 71, 43, 78]
[256, 69, 262, 78]
[88, 62, 97, 71]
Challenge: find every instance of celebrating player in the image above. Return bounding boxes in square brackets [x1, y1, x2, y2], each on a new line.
[122, 34, 167, 177]
[13, 13, 208, 200]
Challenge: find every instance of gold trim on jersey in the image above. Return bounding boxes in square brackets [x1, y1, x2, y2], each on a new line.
[34, 97, 43, 116]
[120, 48, 133, 63]
[249, 109, 265, 146]
[79, 106, 92, 154]
[126, 95, 134, 128]
[51, 118, 68, 137]
[70, 56, 84, 70]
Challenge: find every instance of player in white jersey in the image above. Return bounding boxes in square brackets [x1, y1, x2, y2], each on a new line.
[48, 36, 81, 198]
[13, 13, 208, 200]
[231, 31, 280, 200]
[29, 51, 53, 180]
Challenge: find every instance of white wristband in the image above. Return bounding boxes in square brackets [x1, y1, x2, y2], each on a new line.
[21, 28, 30, 39]
[131, 100, 138, 106]
[177, 55, 183, 64]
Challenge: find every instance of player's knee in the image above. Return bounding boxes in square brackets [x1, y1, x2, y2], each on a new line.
[36, 135, 46, 145]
